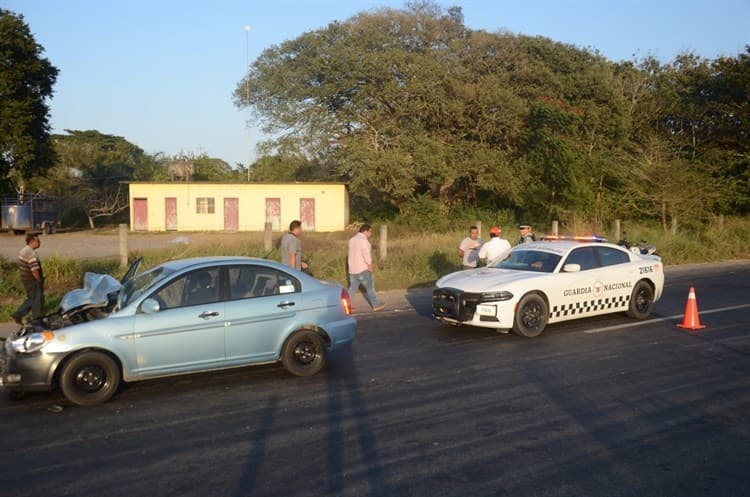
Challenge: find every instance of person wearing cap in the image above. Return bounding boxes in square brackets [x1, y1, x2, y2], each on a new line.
[458, 225, 482, 269]
[478, 226, 511, 264]
[518, 224, 537, 245]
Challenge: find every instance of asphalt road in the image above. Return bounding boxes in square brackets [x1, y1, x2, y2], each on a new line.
[1, 262, 749, 497]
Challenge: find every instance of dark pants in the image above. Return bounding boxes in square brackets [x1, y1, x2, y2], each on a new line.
[12, 283, 44, 322]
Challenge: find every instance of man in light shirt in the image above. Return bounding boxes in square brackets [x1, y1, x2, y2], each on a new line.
[280, 220, 308, 271]
[478, 226, 511, 265]
[347, 224, 385, 312]
[458, 225, 482, 269]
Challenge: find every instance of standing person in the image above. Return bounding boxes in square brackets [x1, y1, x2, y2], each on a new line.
[280, 220, 308, 271]
[11, 232, 44, 324]
[458, 225, 482, 269]
[347, 224, 385, 312]
[478, 226, 512, 264]
[518, 224, 537, 244]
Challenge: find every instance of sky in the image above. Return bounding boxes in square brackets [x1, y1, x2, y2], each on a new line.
[2, 0, 748, 168]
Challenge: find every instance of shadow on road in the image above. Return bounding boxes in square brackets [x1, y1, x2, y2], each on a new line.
[234, 395, 280, 497]
[324, 348, 391, 497]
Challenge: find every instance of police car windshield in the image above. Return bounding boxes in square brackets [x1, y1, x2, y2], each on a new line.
[489, 250, 561, 273]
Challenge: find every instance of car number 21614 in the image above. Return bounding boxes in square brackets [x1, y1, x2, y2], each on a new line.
[639, 266, 654, 274]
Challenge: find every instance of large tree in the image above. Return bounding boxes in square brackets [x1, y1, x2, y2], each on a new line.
[0, 9, 58, 190]
[235, 3, 631, 219]
[30, 130, 163, 228]
[236, 2, 749, 224]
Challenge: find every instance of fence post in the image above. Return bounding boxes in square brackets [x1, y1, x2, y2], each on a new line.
[379, 224, 388, 262]
[670, 217, 678, 235]
[118, 223, 128, 268]
[473, 220, 482, 239]
[613, 219, 621, 241]
[264, 222, 272, 252]
[551, 220, 559, 237]
[718, 214, 724, 230]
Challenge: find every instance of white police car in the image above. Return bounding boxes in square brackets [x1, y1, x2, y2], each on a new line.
[433, 238, 664, 337]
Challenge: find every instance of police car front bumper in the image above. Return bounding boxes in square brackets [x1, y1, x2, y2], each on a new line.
[432, 287, 514, 330]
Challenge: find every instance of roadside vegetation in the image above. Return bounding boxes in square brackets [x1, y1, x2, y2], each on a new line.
[1, 216, 748, 322]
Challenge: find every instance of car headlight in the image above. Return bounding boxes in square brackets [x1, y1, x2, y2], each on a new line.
[480, 291, 514, 302]
[9, 330, 55, 354]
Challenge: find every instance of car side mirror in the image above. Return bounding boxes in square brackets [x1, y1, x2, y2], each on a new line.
[563, 263, 581, 273]
[140, 298, 161, 314]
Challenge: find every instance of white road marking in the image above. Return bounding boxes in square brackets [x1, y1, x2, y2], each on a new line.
[584, 303, 750, 334]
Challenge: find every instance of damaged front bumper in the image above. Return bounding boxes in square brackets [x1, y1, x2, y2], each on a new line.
[0, 327, 60, 392]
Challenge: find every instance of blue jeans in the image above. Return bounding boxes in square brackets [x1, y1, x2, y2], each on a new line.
[348, 271, 379, 309]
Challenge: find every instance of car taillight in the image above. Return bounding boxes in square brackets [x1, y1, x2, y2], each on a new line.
[341, 289, 352, 315]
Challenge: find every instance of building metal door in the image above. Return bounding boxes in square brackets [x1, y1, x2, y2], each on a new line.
[300, 198, 315, 231]
[224, 197, 239, 231]
[165, 197, 177, 231]
[265, 198, 281, 231]
[133, 198, 148, 231]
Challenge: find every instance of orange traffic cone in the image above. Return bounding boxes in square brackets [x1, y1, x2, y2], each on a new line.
[677, 287, 706, 330]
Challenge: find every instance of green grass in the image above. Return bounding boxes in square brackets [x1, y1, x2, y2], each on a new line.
[1, 216, 748, 322]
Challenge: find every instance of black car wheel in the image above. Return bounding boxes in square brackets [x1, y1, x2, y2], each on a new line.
[60, 351, 121, 406]
[281, 330, 326, 377]
[626, 280, 655, 319]
[512, 293, 549, 338]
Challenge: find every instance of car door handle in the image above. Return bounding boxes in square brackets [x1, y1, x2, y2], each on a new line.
[198, 311, 220, 318]
[277, 301, 295, 308]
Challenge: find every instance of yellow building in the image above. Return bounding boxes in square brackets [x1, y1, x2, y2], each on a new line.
[127, 182, 349, 232]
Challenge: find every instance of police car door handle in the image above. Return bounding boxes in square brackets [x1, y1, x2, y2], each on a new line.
[198, 311, 220, 318]
[277, 301, 295, 308]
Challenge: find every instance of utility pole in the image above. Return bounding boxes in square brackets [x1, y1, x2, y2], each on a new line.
[244, 24, 252, 181]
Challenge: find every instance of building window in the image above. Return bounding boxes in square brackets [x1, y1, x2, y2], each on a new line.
[196, 197, 215, 214]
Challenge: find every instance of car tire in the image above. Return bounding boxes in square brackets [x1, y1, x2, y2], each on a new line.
[60, 351, 121, 406]
[281, 330, 326, 377]
[512, 293, 548, 338]
[627, 280, 654, 320]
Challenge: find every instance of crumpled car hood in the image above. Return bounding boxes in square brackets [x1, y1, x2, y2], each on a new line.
[59, 272, 121, 314]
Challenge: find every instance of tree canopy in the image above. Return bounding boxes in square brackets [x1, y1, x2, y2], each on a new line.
[26, 130, 166, 227]
[0, 9, 59, 189]
[235, 2, 749, 229]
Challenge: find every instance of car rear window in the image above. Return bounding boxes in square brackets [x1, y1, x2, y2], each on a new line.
[597, 246, 630, 267]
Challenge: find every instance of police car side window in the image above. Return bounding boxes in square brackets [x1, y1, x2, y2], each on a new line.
[564, 247, 598, 271]
[597, 247, 630, 267]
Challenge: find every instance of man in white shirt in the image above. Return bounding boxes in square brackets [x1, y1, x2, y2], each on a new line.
[458, 225, 482, 269]
[478, 226, 511, 264]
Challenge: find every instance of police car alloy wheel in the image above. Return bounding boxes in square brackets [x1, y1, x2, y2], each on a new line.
[512, 293, 548, 338]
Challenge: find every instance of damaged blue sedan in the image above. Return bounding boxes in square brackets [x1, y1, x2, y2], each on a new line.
[1, 257, 356, 406]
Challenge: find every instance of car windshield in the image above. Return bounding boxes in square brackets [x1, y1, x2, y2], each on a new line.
[489, 249, 562, 273]
[118, 266, 175, 309]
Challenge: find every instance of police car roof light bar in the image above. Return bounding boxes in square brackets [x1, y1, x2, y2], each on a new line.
[540, 234, 608, 243]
